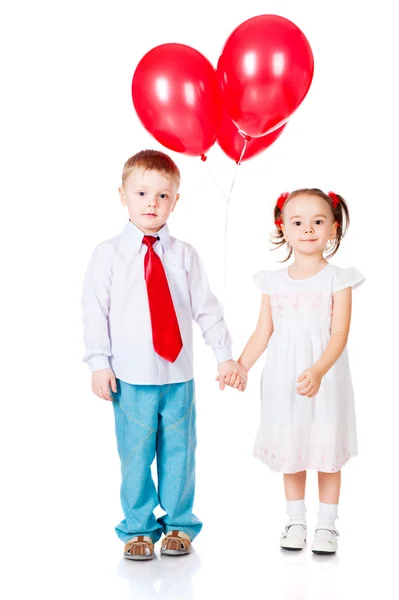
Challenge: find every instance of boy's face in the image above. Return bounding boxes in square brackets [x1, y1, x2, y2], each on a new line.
[119, 168, 180, 234]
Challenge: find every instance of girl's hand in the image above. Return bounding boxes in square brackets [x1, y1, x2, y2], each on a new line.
[296, 366, 323, 398]
[221, 371, 247, 392]
[215, 360, 247, 392]
[92, 368, 117, 401]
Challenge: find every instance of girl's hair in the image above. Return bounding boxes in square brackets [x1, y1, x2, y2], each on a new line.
[272, 188, 350, 262]
[122, 149, 181, 188]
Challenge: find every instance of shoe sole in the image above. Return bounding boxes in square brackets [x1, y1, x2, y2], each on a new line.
[312, 550, 336, 555]
[280, 539, 306, 551]
[124, 553, 155, 561]
[160, 549, 190, 556]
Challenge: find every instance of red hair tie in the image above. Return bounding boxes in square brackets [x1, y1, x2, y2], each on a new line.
[275, 192, 289, 228]
[328, 191, 340, 209]
[276, 191, 289, 211]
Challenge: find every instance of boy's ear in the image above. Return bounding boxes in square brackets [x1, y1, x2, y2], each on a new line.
[171, 193, 180, 212]
[119, 185, 127, 206]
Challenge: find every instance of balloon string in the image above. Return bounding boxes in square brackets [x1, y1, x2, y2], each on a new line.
[221, 138, 247, 307]
[205, 167, 227, 202]
[205, 137, 248, 309]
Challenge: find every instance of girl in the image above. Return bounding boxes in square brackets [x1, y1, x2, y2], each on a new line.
[224, 188, 364, 554]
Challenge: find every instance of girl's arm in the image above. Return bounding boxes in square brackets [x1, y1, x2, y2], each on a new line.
[314, 287, 352, 375]
[238, 293, 274, 372]
[296, 287, 352, 397]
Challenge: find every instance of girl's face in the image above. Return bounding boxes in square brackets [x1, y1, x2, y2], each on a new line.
[281, 193, 337, 257]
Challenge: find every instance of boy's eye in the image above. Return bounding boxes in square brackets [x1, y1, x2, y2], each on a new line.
[159, 193, 168, 199]
[138, 191, 145, 196]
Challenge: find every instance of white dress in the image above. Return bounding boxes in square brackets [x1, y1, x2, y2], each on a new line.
[252, 264, 365, 474]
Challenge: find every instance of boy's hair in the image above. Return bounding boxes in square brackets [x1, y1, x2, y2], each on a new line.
[272, 188, 350, 262]
[122, 149, 180, 188]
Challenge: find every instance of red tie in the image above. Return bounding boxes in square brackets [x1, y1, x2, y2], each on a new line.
[142, 235, 183, 363]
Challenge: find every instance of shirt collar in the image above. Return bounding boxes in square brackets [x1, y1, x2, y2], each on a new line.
[121, 221, 171, 254]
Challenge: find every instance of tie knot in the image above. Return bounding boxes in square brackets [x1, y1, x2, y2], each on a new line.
[142, 235, 159, 249]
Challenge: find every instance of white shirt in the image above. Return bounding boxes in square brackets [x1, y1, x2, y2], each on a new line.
[82, 221, 232, 385]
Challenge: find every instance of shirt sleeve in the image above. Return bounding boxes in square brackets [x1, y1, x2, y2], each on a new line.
[186, 247, 233, 364]
[252, 270, 273, 294]
[332, 267, 365, 293]
[81, 243, 114, 371]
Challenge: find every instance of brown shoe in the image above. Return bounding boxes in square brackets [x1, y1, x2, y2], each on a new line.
[124, 535, 155, 560]
[160, 530, 191, 556]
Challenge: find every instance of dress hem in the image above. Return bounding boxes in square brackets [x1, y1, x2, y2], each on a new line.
[253, 450, 358, 474]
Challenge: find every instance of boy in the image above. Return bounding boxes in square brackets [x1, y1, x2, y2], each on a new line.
[82, 150, 247, 560]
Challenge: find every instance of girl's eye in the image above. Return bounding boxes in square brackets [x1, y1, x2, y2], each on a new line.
[138, 191, 145, 196]
[315, 220, 323, 225]
[293, 221, 301, 226]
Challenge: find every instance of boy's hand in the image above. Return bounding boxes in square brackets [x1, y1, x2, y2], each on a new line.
[296, 366, 322, 398]
[216, 360, 248, 392]
[92, 368, 117, 401]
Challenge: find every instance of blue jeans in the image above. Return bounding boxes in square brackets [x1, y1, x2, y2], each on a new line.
[112, 378, 202, 543]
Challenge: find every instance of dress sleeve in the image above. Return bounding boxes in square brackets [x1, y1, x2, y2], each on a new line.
[332, 267, 365, 293]
[252, 270, 273, 294]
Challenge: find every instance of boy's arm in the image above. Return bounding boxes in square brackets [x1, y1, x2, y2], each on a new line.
[82, 244, 113, 372]
[186, 246, 233, 364]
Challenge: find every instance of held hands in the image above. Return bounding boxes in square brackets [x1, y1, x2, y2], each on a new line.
[296, 366, 323, 398]
[92, 368, 117, 401]
[216, 360, 248, 392]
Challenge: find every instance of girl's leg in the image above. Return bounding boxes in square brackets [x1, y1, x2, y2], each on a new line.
[312, 470, 341, 554]
[284, 471, 307, 500]
[318, 470, 341, 504]
[280, 471, 307, 550]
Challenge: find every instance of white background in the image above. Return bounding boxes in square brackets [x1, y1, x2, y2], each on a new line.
[1, 1, 397, 598]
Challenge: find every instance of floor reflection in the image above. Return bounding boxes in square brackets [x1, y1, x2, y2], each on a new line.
[117, 548, 201, 599]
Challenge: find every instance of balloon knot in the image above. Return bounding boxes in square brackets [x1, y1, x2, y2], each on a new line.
[200, 154, 207, 161]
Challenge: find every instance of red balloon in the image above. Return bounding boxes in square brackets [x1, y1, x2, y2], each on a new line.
[217, 108, 286, 162]
[132, 44, 221, 157]
[217, 15, 314, 137]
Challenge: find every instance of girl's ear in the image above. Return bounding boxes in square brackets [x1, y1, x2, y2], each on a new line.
[330, 221, 338, 239]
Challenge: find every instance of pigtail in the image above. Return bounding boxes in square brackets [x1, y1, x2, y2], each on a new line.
[325, 192, 350, 258]
[271, 193, 293, 262]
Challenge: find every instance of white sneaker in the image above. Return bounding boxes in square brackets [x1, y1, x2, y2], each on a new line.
[280, 520, 307, 550]
[311, 524, 339, 554]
